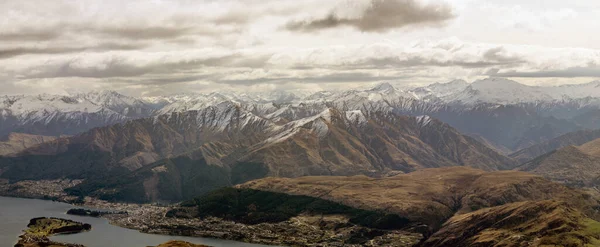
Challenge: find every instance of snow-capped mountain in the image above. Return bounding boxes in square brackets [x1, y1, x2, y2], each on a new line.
[431, 78, 600, 106]
[411, 79, 469, 101]
[1, 104, 515, 201]
[449, 78, 555, 105]
[548, 80, 600, 100]
[138, 79, 600, 119]
[75, 90, 155, 117]
[3, 78, 600, 153]
[0, 91, 155, 137]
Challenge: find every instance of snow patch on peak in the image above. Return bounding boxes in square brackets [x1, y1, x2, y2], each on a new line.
[345, 110, 367, 126]
[416, 115, 432, 127]
[412, 79, 469, 101]
[318, 108, 332, 123]
[311, 118, 330, 137]
[370, 82, 395, 92]
[453, 78, 553, 105]
[265, 109, 334, 143]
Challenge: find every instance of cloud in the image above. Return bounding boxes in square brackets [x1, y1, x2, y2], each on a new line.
[354, 55, 523, 69]
[0, 28, 62, 41]
[218, 72, 408, 85]
[91, 26, 196, 40]
[482, 47, 526, 64]
[286, 0, 455, 32]
[0, 43, 146, 59]
[289, 46, 525, 70]
[21, 53, 272, 79]
[486, 65, 600, 78]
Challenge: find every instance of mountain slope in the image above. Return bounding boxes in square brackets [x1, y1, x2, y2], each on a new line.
[510, 129, 600, 163]
[240, 167, 600, 232]
[424, 200, 600, 247]
[241, 109, 515, 178]
[163, 167, 600, 246]
[517, 138, 600, 187]
[0, 102, 274, 181]
[0, 133, 59, 156]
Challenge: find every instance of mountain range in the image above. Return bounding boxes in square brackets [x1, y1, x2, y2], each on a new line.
[0, 104, 515, 202]
[0, 90, 155, 137]
[3, 78, 600, 154]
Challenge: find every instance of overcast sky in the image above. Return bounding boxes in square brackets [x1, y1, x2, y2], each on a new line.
[2, 0, 600, 96]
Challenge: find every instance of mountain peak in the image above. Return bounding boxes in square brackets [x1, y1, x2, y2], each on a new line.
[370, 82, 396, 92]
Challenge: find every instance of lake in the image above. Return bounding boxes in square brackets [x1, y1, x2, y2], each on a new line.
[0, 196, 274, 247]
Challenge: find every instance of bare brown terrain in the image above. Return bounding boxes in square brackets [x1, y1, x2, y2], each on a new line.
[0, 133, 58, 156]
[518, 138, 600, 188]
[424, 200, 600, 247]
[240, 167, 600, 231]
[511, 129, 600, 164]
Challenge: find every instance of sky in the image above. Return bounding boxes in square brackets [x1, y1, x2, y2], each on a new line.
[1, 0, 600, 96]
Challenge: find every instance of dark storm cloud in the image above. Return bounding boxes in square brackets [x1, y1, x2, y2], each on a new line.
[286, 0, 455, 32]
[0, 43, 147, 59]
[486, 65, 600, 78]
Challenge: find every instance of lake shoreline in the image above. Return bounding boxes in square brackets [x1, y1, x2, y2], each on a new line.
[1, 190, 420, 247]
[0, 180, 420, 246]
[0, 178, 279, 247]
[0, 195, 272, 247]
